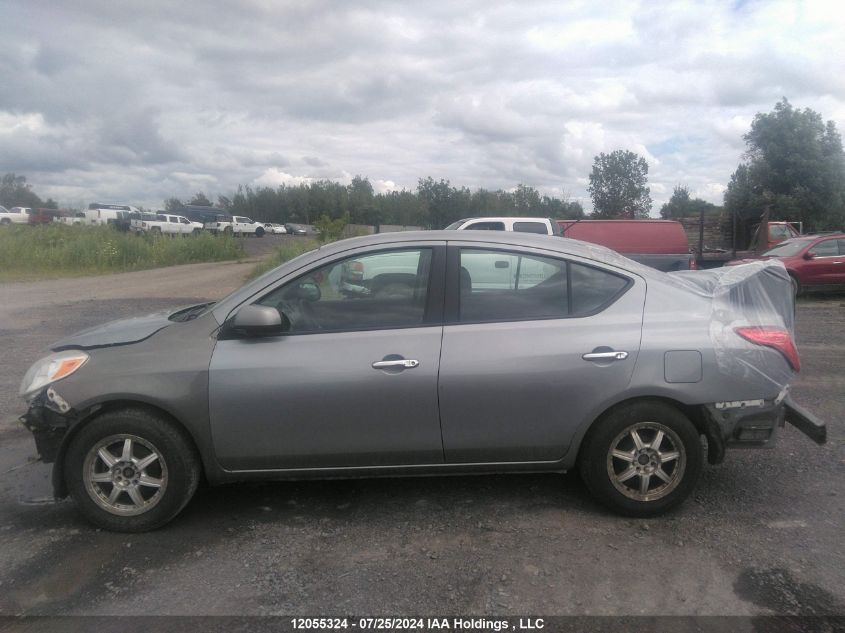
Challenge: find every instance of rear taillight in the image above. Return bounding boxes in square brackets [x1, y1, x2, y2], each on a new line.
[735, 326, 800, 372]
[689, 256, 697, 270]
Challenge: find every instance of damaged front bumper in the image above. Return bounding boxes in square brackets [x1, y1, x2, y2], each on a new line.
[18, 390, 77, 463]
[705, 390, 827, 455]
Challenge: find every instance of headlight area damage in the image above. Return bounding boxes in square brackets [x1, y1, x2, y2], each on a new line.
[19, 388, 80, 463]
[19, 350, 91, 463]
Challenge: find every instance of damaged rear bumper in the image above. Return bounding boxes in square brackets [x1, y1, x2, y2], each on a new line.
[783, 396, 827, 445]
[704, 392, 827, 454]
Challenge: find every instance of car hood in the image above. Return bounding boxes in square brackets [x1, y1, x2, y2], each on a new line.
[51, 310, 177, 351]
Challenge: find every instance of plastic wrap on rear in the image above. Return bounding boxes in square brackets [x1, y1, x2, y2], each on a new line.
[668, 261, 796, 391]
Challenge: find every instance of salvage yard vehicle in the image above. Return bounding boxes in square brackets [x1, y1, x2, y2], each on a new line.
[445, 216, 556, 235]
[726, 233, 845, 296]
[19, 231, 826, 532]
[131, 213, 204, 236]
[85, 203, 139, 228]
[285, 223, 308, 236]
[205, 215, 264, 236]
[0, 205, 33, 225]
[558, 219, 696, 272]
[264, 223, 287, 235]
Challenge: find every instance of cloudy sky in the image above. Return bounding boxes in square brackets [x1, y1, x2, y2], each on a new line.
[2, 0, 844, 213]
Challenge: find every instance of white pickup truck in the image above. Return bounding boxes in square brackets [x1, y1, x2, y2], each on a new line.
[0, 206, 34, 225]
[444, 216, 557, 235]
[205, 215, 265, 237]
[131, 213, 204, 235]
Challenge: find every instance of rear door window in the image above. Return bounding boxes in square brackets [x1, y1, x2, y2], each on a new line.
[458, 248, 630, 322]
[458, 249, 567, 322]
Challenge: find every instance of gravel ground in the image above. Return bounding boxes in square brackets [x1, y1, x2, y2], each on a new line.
[0, 259, 842, 617]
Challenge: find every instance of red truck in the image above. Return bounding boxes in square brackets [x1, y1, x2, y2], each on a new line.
[694, 219, 802, 268]
[557, 219, 695, 271]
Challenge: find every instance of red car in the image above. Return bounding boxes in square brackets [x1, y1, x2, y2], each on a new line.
[726, 233, 845, 295]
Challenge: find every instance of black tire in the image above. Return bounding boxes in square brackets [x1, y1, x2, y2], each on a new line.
[224, 226, 233, 235]
[63, 408, 200, 532]
[151, 226, 161, 235]
[0, 218, 10, 226]
[578, 400, 703, 517]
[192, 228, 201, 236]
[255, 226, 265, 237]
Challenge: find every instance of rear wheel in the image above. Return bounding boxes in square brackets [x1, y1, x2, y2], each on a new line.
[255, 226, 265, 237]
[0, 218, 10, 225]
[64, 409, 200, 532]
[151, 226, 161, 235]
[578, 400, 703, 517]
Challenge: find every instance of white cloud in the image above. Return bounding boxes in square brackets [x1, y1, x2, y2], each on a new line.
[254, 169, 314, 187]
[0, 0, 843, 212]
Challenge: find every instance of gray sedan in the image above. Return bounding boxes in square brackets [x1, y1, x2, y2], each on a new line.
[19, 231, 826, 531]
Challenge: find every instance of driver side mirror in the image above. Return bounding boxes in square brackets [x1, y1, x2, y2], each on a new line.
[224, 304, 290, 338]
[804, 251, 816, 260]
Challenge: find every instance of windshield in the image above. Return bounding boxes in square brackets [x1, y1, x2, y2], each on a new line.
[443, 220, 465, 230]
[762, 239, 811, 257]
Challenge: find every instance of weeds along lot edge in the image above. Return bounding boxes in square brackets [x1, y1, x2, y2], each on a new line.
[249, 238, 320, 279]
[0, 224, 245, 280]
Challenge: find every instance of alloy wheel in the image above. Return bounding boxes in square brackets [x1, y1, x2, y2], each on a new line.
[606, 422, 686, 502]
[82, 434, 168, 516]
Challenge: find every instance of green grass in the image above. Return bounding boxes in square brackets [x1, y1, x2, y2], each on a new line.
[248, 238, 320, 280]
[0, 224, 245, 281]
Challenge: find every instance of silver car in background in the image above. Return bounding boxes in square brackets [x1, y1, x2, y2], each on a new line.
[19, 231, 826, 531]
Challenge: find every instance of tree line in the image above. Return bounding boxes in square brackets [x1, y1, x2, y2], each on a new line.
[167, 178, 586, 228]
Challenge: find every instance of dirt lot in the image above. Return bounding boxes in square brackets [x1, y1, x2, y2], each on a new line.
[0, 255, 843, 617]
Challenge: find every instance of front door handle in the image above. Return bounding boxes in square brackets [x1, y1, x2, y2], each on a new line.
[582, 351, 628, 361]
[372, 359, 420, 369]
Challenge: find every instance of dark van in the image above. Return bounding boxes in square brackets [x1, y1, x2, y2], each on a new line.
[557, 219, 695, 271]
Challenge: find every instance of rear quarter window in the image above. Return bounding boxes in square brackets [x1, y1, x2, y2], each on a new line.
[570, 262, 630, 315]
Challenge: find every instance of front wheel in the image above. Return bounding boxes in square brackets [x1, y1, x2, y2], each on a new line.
[63, 409, 200, 532]
[578, 400, 703, 517]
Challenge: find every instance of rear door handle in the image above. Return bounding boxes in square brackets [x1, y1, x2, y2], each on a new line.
[582, 351, 628, 361]
[372, 359, 420, 369]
